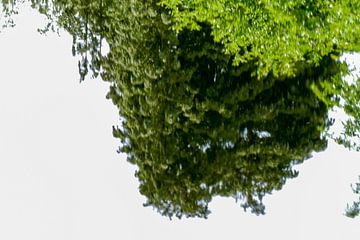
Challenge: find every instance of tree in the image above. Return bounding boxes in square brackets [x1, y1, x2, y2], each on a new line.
[1, 0, 360, 218]
[96, 0, 335, 218]
[109, 20, 334, 218]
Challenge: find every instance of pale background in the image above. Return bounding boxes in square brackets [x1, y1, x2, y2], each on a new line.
[1, 6, 360, 240]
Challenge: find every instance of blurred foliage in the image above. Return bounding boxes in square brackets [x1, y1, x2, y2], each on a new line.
[1, 0, 360, 218]
[345, 177, 360, 218]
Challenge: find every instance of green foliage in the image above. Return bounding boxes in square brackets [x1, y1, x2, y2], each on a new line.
[160, 0, 360, 79]
[36, 0, 106, 81]
[308, 59, 360, 153]
[1, 0, 105, 80]
[345, 177, 360, 218]
[0, 0, 25, 30]
[101, 2, 334, 218]
[336, 78, 360, 151]
[2, 0, 360, 219]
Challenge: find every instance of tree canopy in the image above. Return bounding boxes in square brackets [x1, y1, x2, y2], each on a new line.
[159, 0, 360, 77]
[1, 0, 360, 218]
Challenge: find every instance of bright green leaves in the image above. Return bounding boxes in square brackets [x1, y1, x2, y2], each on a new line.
[160, 0, 360, 78]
